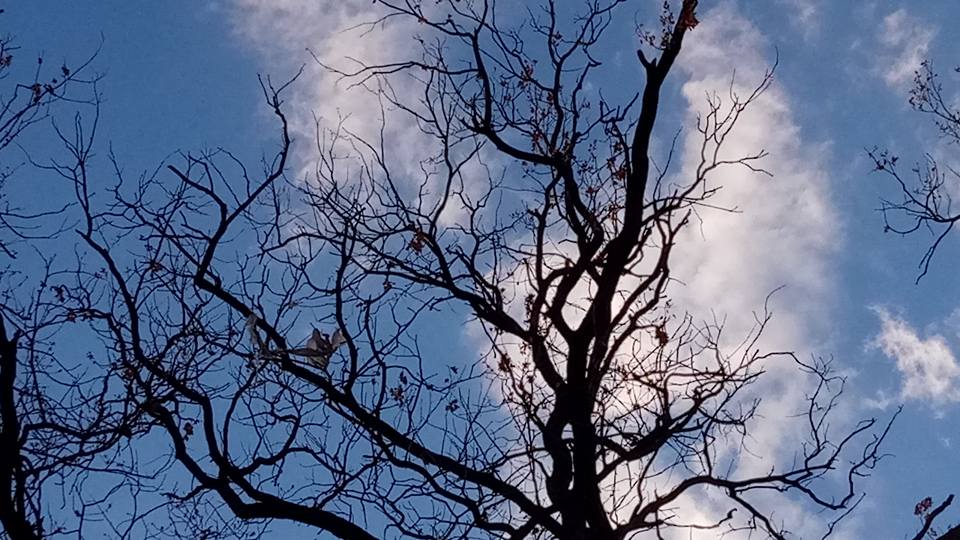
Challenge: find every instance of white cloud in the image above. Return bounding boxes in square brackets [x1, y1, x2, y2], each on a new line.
[876, 9, 936, 92]
[777, 0, 820, 37]
[227, 0, 436, 168]
[659, 4, 869, 537]
[673, 4, 837, 344]
[228, 0, 494, 229]
[870, 307, 960, 406]
[672, 1, 837, 398]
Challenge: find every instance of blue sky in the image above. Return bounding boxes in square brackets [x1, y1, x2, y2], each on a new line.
[8, 1, 960, 538]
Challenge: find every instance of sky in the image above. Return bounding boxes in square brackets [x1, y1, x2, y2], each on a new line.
[7, 1, 960, 538]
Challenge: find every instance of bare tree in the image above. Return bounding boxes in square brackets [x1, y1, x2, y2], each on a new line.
[0, 13, 137, 540]
[0, 15, 98, 259]
[871, 60, 960, 281]
[909, 494, 960, 540]
[5, 1, 898, 539]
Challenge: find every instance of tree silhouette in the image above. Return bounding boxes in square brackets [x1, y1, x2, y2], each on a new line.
[872, 60, 960, 282]
[3, 1, 897, 539]
[0, 16, 107, 540]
